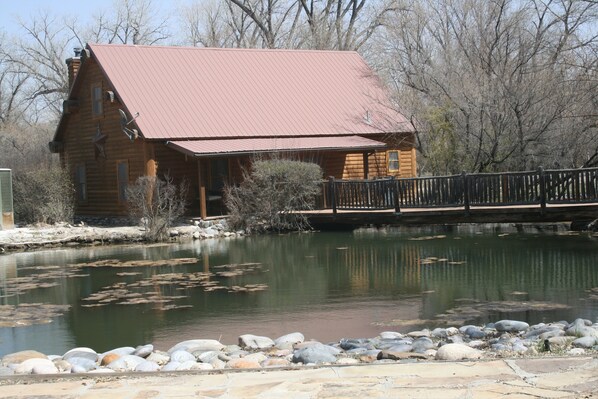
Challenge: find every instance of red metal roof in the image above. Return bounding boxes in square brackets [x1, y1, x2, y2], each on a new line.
[88, 44, 412, 140]
[166, 135, 386, 157]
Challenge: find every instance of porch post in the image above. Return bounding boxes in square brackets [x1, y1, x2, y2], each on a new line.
[143, 142, 157, 207]
[144, 143, 156, 177]
[363, 152, 369, 180]
[198, 160, 207, 219]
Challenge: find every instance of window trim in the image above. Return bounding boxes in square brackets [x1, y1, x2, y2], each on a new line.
[116, 160, 129, 203]
[91, 82, 103, 118]
[387, 150, 400, 173]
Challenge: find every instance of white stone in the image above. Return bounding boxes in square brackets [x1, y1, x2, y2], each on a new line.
[146, 351, 170, 365]
[190, 363, 214, 370]
[87, 368, 116, 374]
[63, 347, 98, 362]
[445, 327, 460, 336]
[32, 363, 59, 375]
[335, 357, 360, 365]
[435, 344, 483, 361]
[379, 331, 403, 340]
[567, 348, 586, 356]
[14, 358, 56, 374]
[170, 350, 196, 363]
[176, 360, 198, 371]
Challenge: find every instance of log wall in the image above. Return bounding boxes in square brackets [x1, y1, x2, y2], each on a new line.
[61, 58, 146, 216]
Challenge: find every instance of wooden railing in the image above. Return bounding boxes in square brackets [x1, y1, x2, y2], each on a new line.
[323, 167, 598, 213]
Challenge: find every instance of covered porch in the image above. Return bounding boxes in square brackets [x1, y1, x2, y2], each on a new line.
[164, 135, 388, 219]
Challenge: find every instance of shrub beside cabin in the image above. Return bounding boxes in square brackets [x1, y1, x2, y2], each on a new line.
[51, 44, 417, 218]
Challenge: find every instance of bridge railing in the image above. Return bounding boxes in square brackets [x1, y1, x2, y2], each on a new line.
[323, 167, 598, 213]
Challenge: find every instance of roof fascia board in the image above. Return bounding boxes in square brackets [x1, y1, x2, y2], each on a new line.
[165, 141, 387, 158]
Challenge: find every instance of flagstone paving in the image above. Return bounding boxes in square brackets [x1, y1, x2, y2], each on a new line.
[1, 357, 596, 398]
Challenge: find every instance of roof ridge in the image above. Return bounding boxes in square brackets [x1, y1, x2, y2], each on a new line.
[87, 43, 359, 56]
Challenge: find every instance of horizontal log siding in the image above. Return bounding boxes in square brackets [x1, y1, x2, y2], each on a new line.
[62, 58, 145, 216]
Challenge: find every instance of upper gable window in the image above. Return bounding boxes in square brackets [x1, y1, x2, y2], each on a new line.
[91, 84, 103, 117]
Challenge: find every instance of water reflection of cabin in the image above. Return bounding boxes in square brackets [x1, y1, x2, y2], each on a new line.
[51, 44, 417, 219]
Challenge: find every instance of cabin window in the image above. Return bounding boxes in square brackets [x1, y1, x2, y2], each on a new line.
[117, 160, 129, 202]
[91, 84, 103, 117]
[75, 164, 87, 202]
[387, 151, 399, 172]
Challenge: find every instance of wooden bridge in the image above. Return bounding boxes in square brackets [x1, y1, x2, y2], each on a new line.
[308, 167, 598, 228]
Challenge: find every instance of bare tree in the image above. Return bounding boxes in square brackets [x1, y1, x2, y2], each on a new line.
[298, 0, 398, 50]
[126, 175, 188, 242]
[0, 34, 30, 126]
[376, 0, 598, 174]
[77, 0, 171, 45]
[179, 0, 395, 50]
[0, 13, 73, 121]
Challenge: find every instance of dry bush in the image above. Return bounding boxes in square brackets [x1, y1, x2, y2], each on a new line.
[12, 164, 75, 225]
[126, 175, 188, 242]
[224, 159, 323, 232]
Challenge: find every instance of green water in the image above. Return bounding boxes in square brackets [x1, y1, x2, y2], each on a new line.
[1, 229, 597, 356]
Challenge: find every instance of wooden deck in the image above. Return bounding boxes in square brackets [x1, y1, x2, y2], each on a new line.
[305, 203, 598, 228]
[309, 167, 598, 228]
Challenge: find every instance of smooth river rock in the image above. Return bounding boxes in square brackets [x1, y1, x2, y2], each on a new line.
[66, 357, 97, 372]
[134, 360, 161, 372]
[160, 361, 181, 371]
[572, 336, 597, 348]
[494, 320, 530, 332]
[1, 350, 47, 365]
[170, 350, 196, 363]
[435, 344, 483, 361]
[103, 347, 136, 357]
[227, 358, 261, 369]
[412, 337, 435, 353]
[106, 355, 146, 371]
[167, 339, 224, 354]
[274, 332, 305, 349]
[239, 334, 275, 350]
[292, 346, 337, 364]
[100, 353, 121, 366]
[133, 344, 154, 358]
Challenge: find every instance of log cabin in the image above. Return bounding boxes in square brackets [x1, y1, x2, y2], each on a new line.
[50, 43, 417, 218]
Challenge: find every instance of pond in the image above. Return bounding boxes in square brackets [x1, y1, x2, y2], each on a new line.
[1, 227, 598, 356]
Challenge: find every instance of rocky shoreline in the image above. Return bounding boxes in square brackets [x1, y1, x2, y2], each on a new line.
[1, 318, 597, 376]
[0, 219, 237, 253]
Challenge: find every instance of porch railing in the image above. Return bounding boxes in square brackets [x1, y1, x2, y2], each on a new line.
[322, 167, 598, 214]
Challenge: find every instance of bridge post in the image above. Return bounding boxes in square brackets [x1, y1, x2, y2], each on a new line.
[539, 167, 547, 214]
[392, 176, 401, 214]
[329, 176, 337, 215]
[462, 172, 470, 215]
